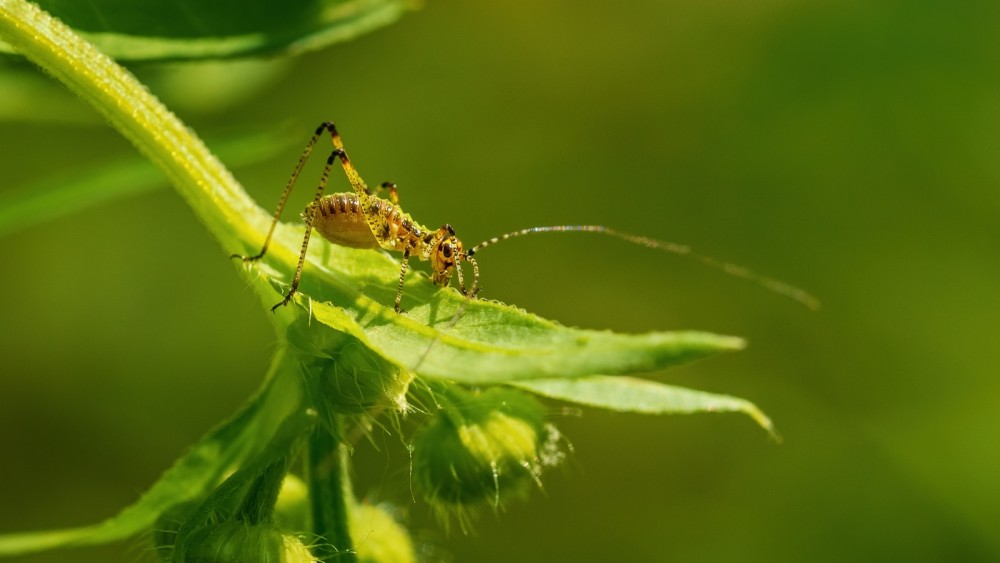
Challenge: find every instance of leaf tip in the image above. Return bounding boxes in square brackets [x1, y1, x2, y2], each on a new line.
[723, 335, 748, 351]
[746, 405, 780, 441]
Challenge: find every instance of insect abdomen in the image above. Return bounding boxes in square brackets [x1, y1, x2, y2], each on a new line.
[312, 193, 380, 249]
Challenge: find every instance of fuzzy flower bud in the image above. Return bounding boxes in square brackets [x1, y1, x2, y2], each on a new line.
[319, 340, 413, 414]
[174, 521, 316, 563]
[291, 323, 413, 415]
[413, 387, 559, 516]
[274, 474, 310, 533]
[350, 502, 416, 563]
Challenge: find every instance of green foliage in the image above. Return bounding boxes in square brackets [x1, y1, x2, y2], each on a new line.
[0, 0, 413, 61]
[0, 349, 303, 556]
[512, 376, 776, 436]
[0, 0, 781, 561]
[0, 130, 291, 237]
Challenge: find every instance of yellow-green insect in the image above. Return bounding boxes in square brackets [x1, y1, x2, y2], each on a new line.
[234, 122, 819, 313]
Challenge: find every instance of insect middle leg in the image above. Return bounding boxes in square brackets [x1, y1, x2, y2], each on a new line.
[371, 181, 400, 205]
[395, 244, 414, 313]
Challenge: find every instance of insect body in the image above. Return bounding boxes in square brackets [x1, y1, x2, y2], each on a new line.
[310, 190, 472, 305]
[234, 122, 819, 313]
[234, 122, 476, 313]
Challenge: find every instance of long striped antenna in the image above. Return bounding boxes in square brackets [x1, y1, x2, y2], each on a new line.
[466, 225, 820, 310]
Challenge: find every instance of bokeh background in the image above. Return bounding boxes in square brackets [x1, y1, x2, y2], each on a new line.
[2, 0, 999, 561]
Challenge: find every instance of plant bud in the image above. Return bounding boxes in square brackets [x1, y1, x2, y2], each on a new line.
[412, 387, 553, 511]
[274, 474, 310, 533]
[291, 323, 413, 415]
[319, 340, 413, 414]
[152, 500, 199, 561]
[350, 502, 416, 563]
[174, 521, 317, 563]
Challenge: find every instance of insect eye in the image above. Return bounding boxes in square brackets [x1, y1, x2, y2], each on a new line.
[441, 244, 453, 258]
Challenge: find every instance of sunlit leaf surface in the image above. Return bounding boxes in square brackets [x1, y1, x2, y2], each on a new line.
[512, 376, 776, 435]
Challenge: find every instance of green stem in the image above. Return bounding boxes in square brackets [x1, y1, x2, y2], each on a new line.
[0, 0, 264, 255]
[237, 451, 294, 525]
[307, 421, 357, 563]
[173, 409, 315, 559]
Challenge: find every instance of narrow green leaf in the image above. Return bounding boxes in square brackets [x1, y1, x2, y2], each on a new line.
[0, 0, 269, 262]
[0, 0, 413, 61]
[0, 130, 290, 238]
[511, 375, 777, 436]
[172, 406, 314, 561]
[305, 291, 745, 383]
[0, 64, 98, 123]
[0, 350, 302, 556]
[224, 214, 747, 385]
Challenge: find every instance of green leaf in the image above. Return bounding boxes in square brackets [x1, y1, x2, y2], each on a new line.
[218, 206, 741, 383]
[0, 130, 291, 238]
[0, 349, 303, 556]
[511, 376, 777, 437]
[0, 0, 413, 61]
[0, 63, 99, 123]
[304, 286, 745, 383]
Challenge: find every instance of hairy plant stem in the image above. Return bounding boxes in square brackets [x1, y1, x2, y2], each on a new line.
[307, 421, 357, 563]
[172, 409, 315, 560]
[0, 0, 265, 259]
[238, 452, 295, 525]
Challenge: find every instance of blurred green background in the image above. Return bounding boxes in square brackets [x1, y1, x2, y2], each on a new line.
[2, 0, 998, 561]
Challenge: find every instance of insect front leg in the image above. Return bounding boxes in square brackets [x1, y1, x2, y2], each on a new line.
[460, 255, 481, 298]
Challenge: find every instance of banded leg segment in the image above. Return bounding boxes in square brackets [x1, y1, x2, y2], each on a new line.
[233, 121, 372, 263]
[317, 122, 398, 247]
[458, 255, 480, 298]
[374, 181, 400, 205]
[231, 122, 331, 262]
[272, 152, 340, 312]
[320, 121, 370, 197]
[394, 244, 414, 313]
[233, 121, 384, 311]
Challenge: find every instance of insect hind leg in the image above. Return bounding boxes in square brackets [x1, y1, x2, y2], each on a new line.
[271, 151, 340, 312]
[317, 121, 371, 199]
[231, 122, 334, 262]
[317, 122, 399, 246]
